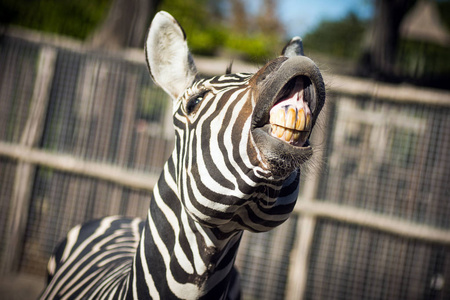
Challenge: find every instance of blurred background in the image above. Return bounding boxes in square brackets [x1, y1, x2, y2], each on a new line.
[0, 0, 449, 299]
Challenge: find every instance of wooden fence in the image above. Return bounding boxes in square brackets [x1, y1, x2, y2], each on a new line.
[1, 28, 450, 300]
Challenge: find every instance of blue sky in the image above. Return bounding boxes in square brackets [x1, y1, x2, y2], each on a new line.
[276, 0, 373, 37]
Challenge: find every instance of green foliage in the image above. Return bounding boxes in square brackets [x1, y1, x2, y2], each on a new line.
[223, 33, 281, 61]
[303, 12, 368, 59]
[0, 0, 111, 39]
[437, 0, 450, 30]
[1, 0, 283, 62]
[159, 0, 222, 55]
[159, 0, 282, 62]
[397, 38, 450, 84]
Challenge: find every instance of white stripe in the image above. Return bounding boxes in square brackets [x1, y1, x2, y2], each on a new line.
[138, 228, 160, 300]
[132, 246, 139, 299]
[47, 256, 56, 276]
[43, 216, 120, 299]
[152, 182, 195, 274]
[61, 224, 81, 262]
[61, 268, 103, 300]
[180, 206, 207, 275]
[198, 90, 247, 196]
[147, 210, 200, 298]
[60, 249, 118, 295]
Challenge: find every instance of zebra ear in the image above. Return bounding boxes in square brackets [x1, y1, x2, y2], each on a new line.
[145, 11, 198, 99]
[281, 36, 304, 57]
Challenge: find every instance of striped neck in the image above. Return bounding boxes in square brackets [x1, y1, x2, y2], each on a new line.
[128, 147, 300, 298]
[128, 156, 246, 299]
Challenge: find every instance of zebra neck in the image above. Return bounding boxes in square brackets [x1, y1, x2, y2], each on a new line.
[129, 160, 243, 299]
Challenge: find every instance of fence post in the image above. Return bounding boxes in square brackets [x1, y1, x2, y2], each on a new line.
[2, 46, 57, 273]
[285, 103, 331, 300]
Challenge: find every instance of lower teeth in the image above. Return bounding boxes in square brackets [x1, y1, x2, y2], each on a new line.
[271, 125, 307, 145]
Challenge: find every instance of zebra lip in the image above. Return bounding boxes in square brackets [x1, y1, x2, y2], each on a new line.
[262, 124, 310, 147]
[252, 125, 313, 168]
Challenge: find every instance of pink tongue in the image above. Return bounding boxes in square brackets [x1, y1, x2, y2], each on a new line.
[270, 77, 309, 116]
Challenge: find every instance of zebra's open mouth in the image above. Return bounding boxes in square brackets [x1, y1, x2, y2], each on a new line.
[250, 55, 325, 175]
[268, 76, 314, 147]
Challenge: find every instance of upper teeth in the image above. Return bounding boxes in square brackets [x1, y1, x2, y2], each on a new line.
[270, 105, 311, 131]
[269, 105, 312, 145]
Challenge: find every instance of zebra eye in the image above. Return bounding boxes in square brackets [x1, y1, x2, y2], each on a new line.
[186, 90, 208, 115]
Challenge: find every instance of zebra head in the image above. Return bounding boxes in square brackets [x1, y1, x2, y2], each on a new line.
[145, 11, 325, 231]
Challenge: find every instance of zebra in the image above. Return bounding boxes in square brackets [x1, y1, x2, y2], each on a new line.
[40, 11, 326, 300]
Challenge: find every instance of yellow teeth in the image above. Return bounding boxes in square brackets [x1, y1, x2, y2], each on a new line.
[284, 128, 293, 141]
[296, 108, 305, 131]
[277, 109, 286, 127]
[276, 125, 284, 138]
[306, 113, 311, 130]
[286, 108, 296, 128]
[269, 106, 312, 145]
[270, 107, 311, 131]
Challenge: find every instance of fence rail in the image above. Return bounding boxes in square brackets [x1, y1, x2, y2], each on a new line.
[1, 28, 450, 300]
[0, 142, 159, 191]
[295, 201, 450, 244]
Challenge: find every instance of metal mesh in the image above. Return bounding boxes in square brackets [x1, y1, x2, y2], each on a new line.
[0, 33, 449, 299]
[236, 216, 298, 300]
[0, 36, 172, 276]
[40, 48, 173, 173]
[0, 37, 39, 143]
[303, 94, 450, 300]
[0, 158, 17, 259]
[318, 96, 450, 228]
[20, 168, 152, 276]
[306, 218, 450, 300]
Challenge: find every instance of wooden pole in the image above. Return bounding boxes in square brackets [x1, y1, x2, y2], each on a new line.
[285, 104, 330, 300]
[2, 47, 57, 273]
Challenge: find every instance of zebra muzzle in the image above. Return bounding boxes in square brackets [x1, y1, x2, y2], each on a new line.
[251, 55, 325, 174]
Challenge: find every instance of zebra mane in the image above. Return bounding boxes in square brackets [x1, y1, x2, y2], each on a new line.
[226, 60, 233, 74]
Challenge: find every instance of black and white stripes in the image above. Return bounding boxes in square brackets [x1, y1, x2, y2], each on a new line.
[41, 11, 325, 300]
[42, 217, 143, 299]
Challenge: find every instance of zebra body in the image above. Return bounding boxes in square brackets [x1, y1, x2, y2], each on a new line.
[41, 11, 325, 299]
[42, 217, 143, 299]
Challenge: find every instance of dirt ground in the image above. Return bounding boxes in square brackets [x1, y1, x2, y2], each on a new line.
[0, 274, 45, 300]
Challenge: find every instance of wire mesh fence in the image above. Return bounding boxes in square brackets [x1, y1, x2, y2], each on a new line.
[306, 218, 449, 300]
[0, 30, 449, 299]
[318, 96, 449, 229]
[0, 36, 39, 144]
